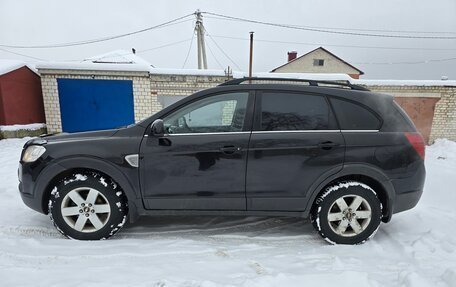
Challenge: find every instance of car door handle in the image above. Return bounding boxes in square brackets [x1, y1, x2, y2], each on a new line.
[318, 141, 339, 150]
[220, 145, 241, 155]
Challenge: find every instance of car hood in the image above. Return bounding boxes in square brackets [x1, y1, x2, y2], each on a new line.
[26, 129, 119, 146]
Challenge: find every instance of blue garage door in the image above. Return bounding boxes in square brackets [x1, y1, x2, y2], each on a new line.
[57, 79, 134, 132]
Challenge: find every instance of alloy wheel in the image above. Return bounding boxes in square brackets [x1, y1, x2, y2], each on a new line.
[327, 194, 372, 237]
[60, 187, 111, 233]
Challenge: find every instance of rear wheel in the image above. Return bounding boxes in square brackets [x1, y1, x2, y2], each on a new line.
[311, 181, 382, 245]
[48, 172, 128, 240]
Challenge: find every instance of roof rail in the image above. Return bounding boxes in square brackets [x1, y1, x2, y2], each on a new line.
[218, 77, 369, 91]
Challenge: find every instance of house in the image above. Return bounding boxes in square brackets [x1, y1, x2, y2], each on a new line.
[0, 59, 45, 125]
[271, 47, 364, 79]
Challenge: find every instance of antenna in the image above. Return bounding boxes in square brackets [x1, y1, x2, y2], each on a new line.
[195, 10, 208, 69]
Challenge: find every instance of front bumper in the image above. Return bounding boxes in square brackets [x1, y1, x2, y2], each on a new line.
[18, 160, 66, 214]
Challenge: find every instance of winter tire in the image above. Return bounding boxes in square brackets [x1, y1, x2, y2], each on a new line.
[311, 181, 382, 245]
[48, 172, 128, 240]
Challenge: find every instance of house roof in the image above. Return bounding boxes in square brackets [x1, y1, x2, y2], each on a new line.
[271, 47, 364, 75]
[83, 49, 154, 67]
[0, 59, 38, 76]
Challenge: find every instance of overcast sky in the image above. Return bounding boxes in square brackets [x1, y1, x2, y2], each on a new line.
[1, 0, 455, 79]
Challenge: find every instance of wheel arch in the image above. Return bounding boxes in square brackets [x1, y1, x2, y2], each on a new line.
[36, 156, 141, 222]
[305, 164, 395, 222]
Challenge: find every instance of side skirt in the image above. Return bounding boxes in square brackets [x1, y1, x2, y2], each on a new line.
[138, 209, 309, 218]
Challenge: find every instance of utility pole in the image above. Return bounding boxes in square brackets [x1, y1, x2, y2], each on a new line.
[195, 10, 207, 69]
[249, 32, 254, 79]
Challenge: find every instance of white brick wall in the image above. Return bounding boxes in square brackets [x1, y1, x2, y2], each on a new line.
[149, 74, 231, 113]
[429, 90, 456, 142]
[41, 75, 62, 133]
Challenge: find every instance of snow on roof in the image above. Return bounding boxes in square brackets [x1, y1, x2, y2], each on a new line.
[83, 49, 153, 66]
[32, 60, 456, 87]
[36, 61, 151, 73]
[149, 68, 245, 78]
[0, 59, 38, 76]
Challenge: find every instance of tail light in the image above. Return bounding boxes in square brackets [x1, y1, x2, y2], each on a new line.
[405, 132, 425, 160]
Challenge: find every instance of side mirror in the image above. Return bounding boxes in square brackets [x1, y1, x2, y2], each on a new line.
[151, 119, 165, 136]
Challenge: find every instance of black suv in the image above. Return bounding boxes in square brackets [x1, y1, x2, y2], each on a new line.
[18, 78, 426, 244]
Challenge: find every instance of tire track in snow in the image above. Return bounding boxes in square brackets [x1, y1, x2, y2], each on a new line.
[0, 225, 63, 239]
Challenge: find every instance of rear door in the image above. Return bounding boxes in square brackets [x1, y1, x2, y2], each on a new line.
[246, 91, 345, 211]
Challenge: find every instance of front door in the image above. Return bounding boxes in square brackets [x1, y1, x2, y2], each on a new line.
[246, 91, 345, 211]
[140, 91, 253, 210]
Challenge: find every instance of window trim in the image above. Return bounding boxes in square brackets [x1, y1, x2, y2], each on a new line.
[160, 90, 255, 134]
[163, 130, 379, 137]
[161, 129, 379, 137]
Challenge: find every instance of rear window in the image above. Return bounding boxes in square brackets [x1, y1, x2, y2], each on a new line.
[260, 92, 337, 131]
[380, 102, 415, 132]
[329, 98, 381, 130]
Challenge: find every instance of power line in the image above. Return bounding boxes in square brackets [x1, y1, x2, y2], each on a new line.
[205, 40, 224, 69]
[137, 38, 192, 54]
[211, 34, 456, 51]
[0, 14, 194, 49]
[0, 47, 47, 61]
[204, 15, 456, 35]
[202, 12, 456, 40]
[182, 32, 196, 68]
[354, 56, 456, 65]
[60, 38, 193, 62]
[203, 27, 242, 70]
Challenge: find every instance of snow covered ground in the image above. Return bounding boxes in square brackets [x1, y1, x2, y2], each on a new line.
[1, 138, 455, 287]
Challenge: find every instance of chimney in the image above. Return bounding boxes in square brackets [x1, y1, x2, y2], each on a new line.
[288, 51, 297, 62]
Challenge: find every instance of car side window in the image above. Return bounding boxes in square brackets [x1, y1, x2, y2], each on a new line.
[329, 98, 381, 130]
[260, 92, 336, 131]
[163, 92, 249, 134]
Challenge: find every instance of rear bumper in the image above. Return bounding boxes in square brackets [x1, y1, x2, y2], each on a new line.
[392, 188, 424, 214]
[391, 162, 426, 214]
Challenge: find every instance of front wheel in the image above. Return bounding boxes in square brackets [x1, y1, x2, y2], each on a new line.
[311, 181, 382, 245]
[48, 172, 128, 240]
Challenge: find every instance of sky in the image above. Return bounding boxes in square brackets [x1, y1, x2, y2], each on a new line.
[1, 0, 455, 79]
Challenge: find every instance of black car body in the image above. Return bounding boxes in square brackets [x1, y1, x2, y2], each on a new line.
[18, 78, 426, 243]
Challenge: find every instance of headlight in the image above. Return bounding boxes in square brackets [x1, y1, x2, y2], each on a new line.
[22, 145, 46, 163]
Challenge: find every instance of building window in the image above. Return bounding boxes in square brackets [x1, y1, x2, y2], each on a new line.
[313, 59, 325, 66]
